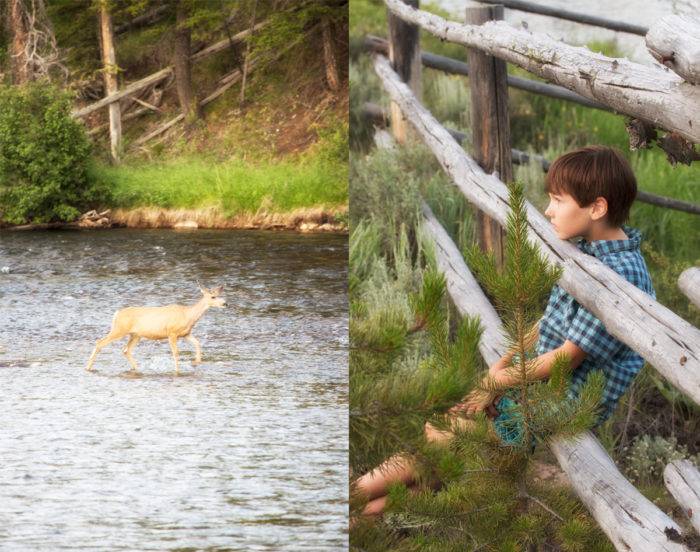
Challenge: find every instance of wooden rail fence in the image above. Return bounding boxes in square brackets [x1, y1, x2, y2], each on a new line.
[365, 1, 700, 548]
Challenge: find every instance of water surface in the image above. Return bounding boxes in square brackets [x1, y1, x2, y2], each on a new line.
[0, 229, 348, 551]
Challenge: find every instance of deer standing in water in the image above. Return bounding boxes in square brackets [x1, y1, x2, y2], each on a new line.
[85, 285, 227, 374]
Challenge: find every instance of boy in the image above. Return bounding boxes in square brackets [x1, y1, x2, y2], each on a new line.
[353, 145, 656, 516]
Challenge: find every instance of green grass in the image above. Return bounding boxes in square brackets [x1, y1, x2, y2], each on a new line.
[91, 154, 347, 215]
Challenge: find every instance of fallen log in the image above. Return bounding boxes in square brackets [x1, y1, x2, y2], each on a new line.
[72, 23, 264, 119]
[132, 60, 256, 147]
[383, 0, 700, 145]
[646, 15, 700, 85]
[678, 268, 700, 310]
[374, 53, 700, 407]
[664, 460, 700, 534]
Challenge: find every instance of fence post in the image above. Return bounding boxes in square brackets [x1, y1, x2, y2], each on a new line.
[387, 0, 421, 143]
[466, 4, 511, 269]
[99, 0, 122, 163]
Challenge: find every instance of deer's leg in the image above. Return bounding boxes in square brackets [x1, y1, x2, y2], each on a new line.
[185, 334, 202, 365]
[86, 331, 126, 371]
[123, 334, 141, 371]
[168, 335, 179, 375]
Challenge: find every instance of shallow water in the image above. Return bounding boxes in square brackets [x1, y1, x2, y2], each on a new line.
[0, 229, 348, 551]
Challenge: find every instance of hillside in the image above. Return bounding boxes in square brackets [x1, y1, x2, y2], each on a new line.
[0, 0, 349, 231]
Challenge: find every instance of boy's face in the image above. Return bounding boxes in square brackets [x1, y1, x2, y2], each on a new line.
[544, 192, 594, 240]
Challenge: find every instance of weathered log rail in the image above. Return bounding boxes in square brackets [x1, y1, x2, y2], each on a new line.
[363, 34, 609, 112]
[361, 101, 700, 216]
[679, 268, 700, 310]
[665, 460, 700, 535]
[383, 0, 700, 146]
[374, 51, 700, 429]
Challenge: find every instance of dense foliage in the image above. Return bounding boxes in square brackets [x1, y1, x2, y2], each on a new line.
[0, 82, 105, 224]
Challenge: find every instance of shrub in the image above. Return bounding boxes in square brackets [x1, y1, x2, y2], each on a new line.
[624, 434, 700, 485]
[0, 81, 105, 224]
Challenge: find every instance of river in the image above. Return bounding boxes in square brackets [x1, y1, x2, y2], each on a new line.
[0, 229, 348, 551]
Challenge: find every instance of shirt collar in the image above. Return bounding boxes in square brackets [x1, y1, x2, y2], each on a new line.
[575, 225, 642, 257]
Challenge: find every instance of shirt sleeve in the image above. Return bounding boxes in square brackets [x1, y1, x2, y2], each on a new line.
[566, 303, 625, 365]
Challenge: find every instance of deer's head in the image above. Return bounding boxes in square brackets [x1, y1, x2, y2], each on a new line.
[198, 284, 227, 308]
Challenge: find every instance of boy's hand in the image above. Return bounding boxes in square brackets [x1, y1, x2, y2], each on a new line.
[449, 389, 498, 417]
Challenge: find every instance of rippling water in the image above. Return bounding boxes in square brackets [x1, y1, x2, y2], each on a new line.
[0, 229, 348, 551]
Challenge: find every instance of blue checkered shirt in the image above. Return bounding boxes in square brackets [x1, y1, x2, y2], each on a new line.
[536, 225, 655, 425]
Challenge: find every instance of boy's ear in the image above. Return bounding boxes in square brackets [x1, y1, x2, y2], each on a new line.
[590, 196, 609, 221]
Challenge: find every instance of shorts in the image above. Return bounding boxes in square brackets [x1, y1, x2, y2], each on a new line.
[492, 394, 536, 451]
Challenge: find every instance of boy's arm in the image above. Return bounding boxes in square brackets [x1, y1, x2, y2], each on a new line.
[489, 319, 541, 373]
[489, 339, 587, 387]
[452, 339, 587, 416]
[449, 319, 542, 415]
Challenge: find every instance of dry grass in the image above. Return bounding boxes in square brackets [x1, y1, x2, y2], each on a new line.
[110, 205, 348, 232]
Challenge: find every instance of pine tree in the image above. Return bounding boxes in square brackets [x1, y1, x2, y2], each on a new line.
[350, 179, 611, 551]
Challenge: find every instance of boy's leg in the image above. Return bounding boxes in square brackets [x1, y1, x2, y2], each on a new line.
[424, 415, 478, 445]
[353, 415, 480, 511]
[353, 453, 417, 501]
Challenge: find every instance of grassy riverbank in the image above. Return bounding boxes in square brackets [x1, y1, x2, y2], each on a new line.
[90, 147, 347, 230]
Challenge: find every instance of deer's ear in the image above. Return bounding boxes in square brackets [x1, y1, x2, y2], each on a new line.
[214, 285, 224, 294]
[197, 282, 208, 294]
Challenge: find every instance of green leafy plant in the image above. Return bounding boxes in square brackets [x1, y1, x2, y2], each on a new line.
[624, 434, 700, 485]
[0, 82, 106, 224]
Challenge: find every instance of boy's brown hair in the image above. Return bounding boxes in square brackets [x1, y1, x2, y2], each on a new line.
[545, 145, 637, 227]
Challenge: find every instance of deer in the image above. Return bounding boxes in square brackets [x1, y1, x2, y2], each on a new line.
[85, 284, 227, 374]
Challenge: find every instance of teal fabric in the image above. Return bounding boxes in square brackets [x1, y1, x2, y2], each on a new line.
[492, 394, 537, 452]
[492, 395, 524, 446]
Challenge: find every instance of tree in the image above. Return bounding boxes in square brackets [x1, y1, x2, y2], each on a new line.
[321, 14, 338, 91]
[4, 0, 64, 84]
[350, 180, 608, 550]
[172, 0, 201, 125]
[97, 0, 121, 162]
[238, 0, 258, 106]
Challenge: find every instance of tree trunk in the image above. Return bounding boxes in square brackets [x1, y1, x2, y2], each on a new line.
[173, 0, 200, 125]
[7, 0, 31, 84]
[321, 16, 339, 91]
[98, 0, 121, 163]
[239, 0, 258, 106]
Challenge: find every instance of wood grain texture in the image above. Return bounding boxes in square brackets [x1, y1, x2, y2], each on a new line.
[646, 15, 700, 85]
[678, 268, 700, 310]
[383, 0, 700, 144]
[664, 460, 700, 534]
